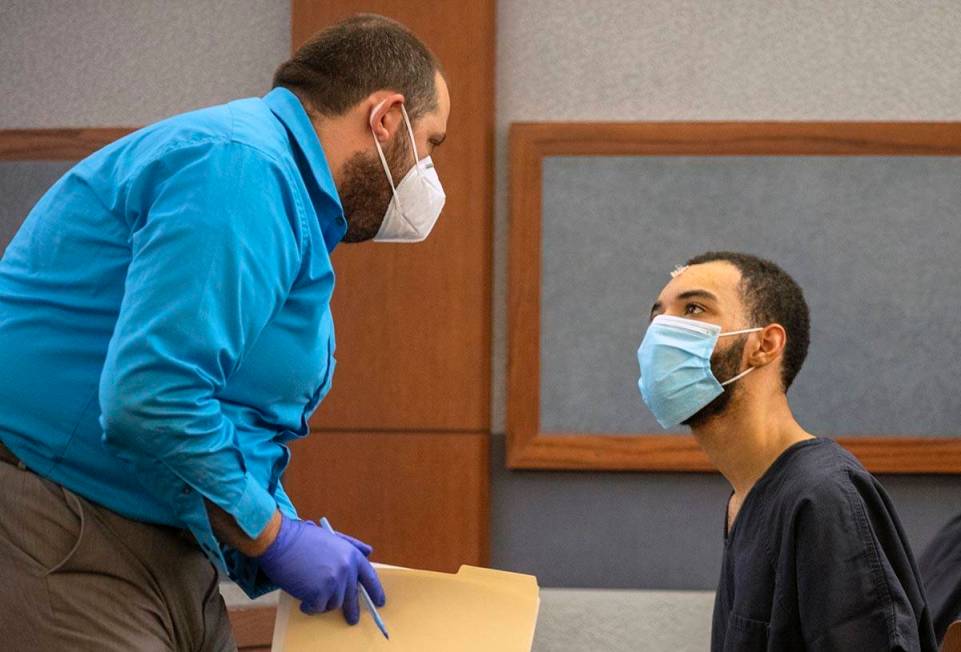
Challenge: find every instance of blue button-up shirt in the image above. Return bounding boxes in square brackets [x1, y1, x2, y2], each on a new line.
[0, 87, 346, 597]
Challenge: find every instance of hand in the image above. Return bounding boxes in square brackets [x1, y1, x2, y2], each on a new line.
[257, 515, 386, 623]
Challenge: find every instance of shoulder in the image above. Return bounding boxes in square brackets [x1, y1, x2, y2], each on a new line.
[773, 440, 904, 548]
[108, 98, 292, 176]
[767, 439, 871, 518]
[222, 97, 293, 163]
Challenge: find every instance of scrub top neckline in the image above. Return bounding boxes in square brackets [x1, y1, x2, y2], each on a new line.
[723, 436, 827, 544]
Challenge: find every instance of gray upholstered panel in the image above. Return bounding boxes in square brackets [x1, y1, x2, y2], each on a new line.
[532, 589, 714, 652]
[539, 156, 961, 436]
[0, 161, 73, 252]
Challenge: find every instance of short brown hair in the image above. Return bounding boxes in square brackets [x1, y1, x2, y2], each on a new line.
[273, 14, 441, 122]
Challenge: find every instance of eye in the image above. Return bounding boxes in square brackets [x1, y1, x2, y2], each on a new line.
[684, 303, 705, 316]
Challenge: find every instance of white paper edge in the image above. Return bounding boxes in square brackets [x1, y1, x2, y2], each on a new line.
[270, 591, 291, 652]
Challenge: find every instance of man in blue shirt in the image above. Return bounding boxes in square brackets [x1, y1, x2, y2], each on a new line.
[0, 14, 449, 650]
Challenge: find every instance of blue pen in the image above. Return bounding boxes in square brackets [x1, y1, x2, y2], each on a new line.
[320, 517, 390, 640]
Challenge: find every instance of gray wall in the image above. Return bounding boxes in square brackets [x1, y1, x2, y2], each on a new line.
[0, 1, 289, 128]
[492, 0, 961, 591]
[0, 162, 72, 250]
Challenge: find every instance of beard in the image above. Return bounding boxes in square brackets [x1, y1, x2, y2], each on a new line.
[339, 132, 411, 243]
[681, 337, 747, 429]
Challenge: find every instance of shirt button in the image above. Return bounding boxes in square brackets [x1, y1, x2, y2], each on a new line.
[181, 486, 191, 496]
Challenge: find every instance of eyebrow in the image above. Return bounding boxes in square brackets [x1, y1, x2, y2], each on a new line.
[677, 289, 718, 302]
[649, 289, 719, 319]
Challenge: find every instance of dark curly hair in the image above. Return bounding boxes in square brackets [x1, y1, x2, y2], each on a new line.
[685, 251, 810, 391]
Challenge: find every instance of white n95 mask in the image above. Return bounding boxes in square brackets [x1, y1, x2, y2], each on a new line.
[370, 101, 446, 243]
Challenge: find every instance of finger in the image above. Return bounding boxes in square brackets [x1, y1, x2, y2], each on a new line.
[342, 577, 360, 625]
[357, 559, 386, 607]
[336, 532, 373, 558]
[324, 574, 347, 613]
[300, 597, 324, 615]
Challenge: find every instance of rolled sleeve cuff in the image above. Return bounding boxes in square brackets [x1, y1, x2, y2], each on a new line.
[179, 473, 279, 599]
[231, 473, 279, 540]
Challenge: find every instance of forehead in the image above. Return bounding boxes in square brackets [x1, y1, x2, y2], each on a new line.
[657, 260, 744, 308]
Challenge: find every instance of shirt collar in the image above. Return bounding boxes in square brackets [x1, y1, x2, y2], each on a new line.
[263, 87, 347, 252]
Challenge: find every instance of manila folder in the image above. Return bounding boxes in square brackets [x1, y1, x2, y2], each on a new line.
[271, 564, 540, 651]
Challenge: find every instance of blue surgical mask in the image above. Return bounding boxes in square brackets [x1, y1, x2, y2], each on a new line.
[636, 315, 762, 429]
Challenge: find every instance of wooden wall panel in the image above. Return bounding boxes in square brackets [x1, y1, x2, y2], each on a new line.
[294, 1, 495, 432]
[285, 432, 490, 571]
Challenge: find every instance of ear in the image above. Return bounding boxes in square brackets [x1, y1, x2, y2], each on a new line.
[367, 92, 406, 144]
[748, 323, 786, 369]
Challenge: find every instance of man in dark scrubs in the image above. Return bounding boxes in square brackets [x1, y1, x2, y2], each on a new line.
[636, 251, 937, 651]
[919, 513, 961, 644]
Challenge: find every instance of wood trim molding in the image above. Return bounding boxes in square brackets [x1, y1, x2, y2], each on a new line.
[507, 121, 961, 474]
[0, 128, 134, 160]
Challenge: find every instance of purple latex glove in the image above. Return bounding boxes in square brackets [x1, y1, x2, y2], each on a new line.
[257, 515, 386, 623]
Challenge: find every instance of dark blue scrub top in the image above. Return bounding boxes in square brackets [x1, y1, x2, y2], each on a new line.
[711, 438, 937, 651]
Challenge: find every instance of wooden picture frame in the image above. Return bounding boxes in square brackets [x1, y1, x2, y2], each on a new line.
[507, 122, 961, 473]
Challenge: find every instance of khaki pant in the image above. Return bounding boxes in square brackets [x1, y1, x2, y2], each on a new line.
[0, 440, 237, 651]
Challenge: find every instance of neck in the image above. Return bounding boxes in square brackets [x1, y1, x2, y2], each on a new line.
[309, 114, 368, 191]
[692, 385, 813, 498]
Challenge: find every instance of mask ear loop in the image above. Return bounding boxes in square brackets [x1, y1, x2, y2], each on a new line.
[399, 105, 422, 175]
[717, 326, 764, 386]
[720, 366, 755, 386]
[370, 99, 401, 206]
[718, 327, 763, 338]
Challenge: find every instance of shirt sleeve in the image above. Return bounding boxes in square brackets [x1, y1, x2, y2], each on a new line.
[274, 479, 299, 519]
[794, 470, 937, 651]
[99, 139, 304, 543]
[918, 513, 961, 643]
